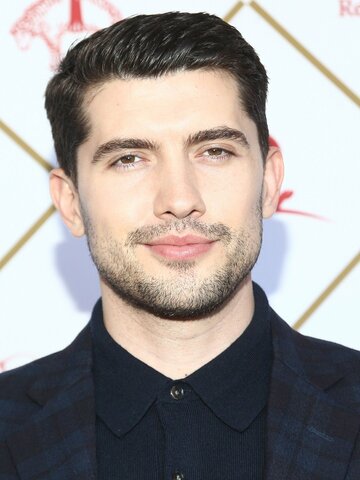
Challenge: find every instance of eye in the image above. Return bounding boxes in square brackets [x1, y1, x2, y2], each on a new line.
[112, 153, 143, 170]
[202, 147, 233, 161]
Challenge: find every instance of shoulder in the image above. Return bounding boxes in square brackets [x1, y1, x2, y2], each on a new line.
[270, 309, 360, 408]
[271, 308, 360, 364]
[0, 351, 64, 441]
[0, 322, 92, 385]
[0, 323, 92, 438]
[0, 347, 69, 394]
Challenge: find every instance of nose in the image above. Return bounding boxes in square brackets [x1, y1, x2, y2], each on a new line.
[153, 159, 206, 221]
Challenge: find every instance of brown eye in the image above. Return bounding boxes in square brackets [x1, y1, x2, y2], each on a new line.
[203, 148, 232, 161]
[119, 154, 137, 164]
[207, 148, 224, 156]
[112, 153, 143, 171]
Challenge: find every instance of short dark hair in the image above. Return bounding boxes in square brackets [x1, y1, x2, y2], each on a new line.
[45, 12, 269, 184]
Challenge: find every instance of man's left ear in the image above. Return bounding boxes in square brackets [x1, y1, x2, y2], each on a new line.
[262, 146, 284, 219]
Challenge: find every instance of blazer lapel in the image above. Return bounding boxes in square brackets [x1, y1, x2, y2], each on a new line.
[266, 313, 360, 480]
[6, 326, 97, 480]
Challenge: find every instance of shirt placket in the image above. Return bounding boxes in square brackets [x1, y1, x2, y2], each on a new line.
[156, 380, 194, 480]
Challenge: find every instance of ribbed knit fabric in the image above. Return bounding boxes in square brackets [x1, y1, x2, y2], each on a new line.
[91, 282, 272, 479]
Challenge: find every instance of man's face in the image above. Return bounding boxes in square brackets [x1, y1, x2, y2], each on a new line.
[71, 70, 279, 319]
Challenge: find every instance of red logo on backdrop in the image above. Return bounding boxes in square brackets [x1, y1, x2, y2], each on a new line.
[269, 136, 327, 221]
[11, 0, 122, 68]
[339, 0, 360, 16]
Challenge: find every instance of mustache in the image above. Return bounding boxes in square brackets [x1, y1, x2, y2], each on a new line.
[125, 218, 232, 246]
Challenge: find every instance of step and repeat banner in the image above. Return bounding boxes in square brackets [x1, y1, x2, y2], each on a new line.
[1, 0, 359, 371]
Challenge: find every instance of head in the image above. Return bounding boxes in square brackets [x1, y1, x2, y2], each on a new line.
[48, 12, 283, 319]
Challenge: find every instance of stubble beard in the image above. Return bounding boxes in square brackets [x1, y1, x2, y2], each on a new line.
[82, 205, 263, 320]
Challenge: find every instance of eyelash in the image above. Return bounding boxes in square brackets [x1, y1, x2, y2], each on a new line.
[111, 148, 234, 171]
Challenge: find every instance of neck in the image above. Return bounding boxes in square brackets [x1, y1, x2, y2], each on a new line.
[100, 275, 255, 380]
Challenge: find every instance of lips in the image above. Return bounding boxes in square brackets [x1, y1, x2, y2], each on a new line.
[144, 235, 216, 260]
[146, 235, 213, 246]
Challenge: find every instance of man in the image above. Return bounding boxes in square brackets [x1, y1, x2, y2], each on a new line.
[0, 11, 359, 480]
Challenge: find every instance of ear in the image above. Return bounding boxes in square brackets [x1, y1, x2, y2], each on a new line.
[262, 146, 284, 219]
[49, 168, 85, 237]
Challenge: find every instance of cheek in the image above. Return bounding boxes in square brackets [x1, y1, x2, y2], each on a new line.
[81, 177, 154, 237]
[203, 168, 262, 226]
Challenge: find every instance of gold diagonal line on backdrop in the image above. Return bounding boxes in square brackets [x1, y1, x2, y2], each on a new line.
[223, 1, 245, 23]
[247, 1, 359, 329]
[0, 205, 55, 270]
[223, 0, 359, 330]
[250, 1, 360, 108]
[293, 251, 360, 330]
[0, 119, 53, 172]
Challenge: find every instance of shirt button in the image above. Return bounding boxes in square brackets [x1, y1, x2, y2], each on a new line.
[172, 472, 185, 480]
[170, 384, 185, 400]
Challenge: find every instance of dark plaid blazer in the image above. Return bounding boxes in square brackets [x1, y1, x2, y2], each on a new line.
[1, 308, 360, 479]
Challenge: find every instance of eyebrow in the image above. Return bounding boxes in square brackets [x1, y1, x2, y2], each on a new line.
[92, 138, 159, 164]
[186, 126, 249, 149]
[91, 126, 249, 164]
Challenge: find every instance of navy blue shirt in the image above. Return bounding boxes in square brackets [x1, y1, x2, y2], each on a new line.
[91, 283, 272, 479]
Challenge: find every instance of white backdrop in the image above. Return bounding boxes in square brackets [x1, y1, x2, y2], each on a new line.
[1, 0, 359, 372]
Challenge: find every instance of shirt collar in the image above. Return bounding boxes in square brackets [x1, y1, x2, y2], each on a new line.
[91, 282, 272, 436]
[91, 302, 169, 437]
[185, 282, 272, 431]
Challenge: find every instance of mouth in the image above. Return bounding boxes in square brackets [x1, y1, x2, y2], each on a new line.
[143, 235, 217, 260]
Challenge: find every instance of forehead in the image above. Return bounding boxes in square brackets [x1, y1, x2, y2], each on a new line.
[82, 69, 257, 147]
